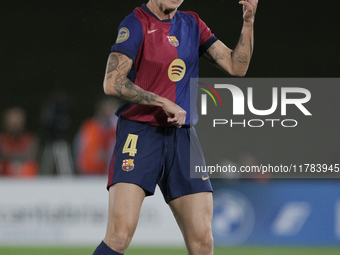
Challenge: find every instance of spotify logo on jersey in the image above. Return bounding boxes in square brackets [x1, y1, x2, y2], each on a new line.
[168, 59, 186, 82]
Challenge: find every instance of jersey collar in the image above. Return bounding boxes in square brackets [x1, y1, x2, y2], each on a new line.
[141, 3, 176, 23]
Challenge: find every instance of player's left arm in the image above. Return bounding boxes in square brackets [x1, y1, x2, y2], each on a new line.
[203, 0, 258, 76]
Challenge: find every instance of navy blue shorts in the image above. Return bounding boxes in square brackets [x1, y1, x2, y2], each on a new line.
[107, 118, 212, 203]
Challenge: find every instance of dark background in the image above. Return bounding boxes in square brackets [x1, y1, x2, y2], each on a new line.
[1, 0, 339, 145]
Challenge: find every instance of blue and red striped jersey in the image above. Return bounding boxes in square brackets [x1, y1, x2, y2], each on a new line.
[111, 4, 217, 126]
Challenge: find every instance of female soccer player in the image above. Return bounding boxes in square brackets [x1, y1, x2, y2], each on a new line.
[93, 0, 258, 254]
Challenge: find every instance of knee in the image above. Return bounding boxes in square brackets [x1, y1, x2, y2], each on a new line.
[199, 234, 214, 254]
[104, 231, 132, 254]
[189, 233, 214, 255]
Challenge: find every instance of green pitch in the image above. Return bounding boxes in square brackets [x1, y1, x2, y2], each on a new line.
[1, 247, 340, 255]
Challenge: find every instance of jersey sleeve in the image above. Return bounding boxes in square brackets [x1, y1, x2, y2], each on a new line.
[185, 11, 218, 57]
[111, 12, 143, 62]
[198, 18, 218, 57]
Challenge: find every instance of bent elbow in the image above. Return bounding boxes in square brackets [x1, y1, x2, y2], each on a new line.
[235, 71, 247, 77]
[230, 66, 248, 77]
[103, 82, 117, 96]
[103, 86, 111, 95]
[103, 81, 110, 95]
[229, 69, 247, 77]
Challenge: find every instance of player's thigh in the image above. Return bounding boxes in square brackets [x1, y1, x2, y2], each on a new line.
[168, 192, 213, 242]
[105, 183, 145, 236]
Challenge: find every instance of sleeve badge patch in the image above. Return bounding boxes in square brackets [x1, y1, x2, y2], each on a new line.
[116, 27, 130, 44]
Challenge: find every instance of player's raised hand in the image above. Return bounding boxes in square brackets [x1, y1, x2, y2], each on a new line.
[161, 98, 186, 128]
[239, 0, 258, 23]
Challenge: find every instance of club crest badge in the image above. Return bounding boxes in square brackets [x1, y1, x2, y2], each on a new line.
[167, 36, 179, 47]
[122, 159, 135, 172]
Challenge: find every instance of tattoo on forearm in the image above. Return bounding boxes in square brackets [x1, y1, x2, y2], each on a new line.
[239, 34, 245, 47]
[135, 89, 157, 104]
[106, 54, 157, 105]
[124, 79, 134, 90]
[119, 78, 157, 104]
[237, 53, 248, 65]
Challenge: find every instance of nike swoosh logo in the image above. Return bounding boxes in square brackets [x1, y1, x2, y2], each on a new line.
[202, 176, 209, 181]
[148, 29, 158, 34]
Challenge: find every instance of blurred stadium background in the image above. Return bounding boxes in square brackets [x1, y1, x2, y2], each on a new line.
[1, 0, 340, 254]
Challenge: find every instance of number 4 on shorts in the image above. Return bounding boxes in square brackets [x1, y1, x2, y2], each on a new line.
[122, 134, 138, 157]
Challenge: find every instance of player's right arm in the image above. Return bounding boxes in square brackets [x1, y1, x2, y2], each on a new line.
[103, 52, 186, 127]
